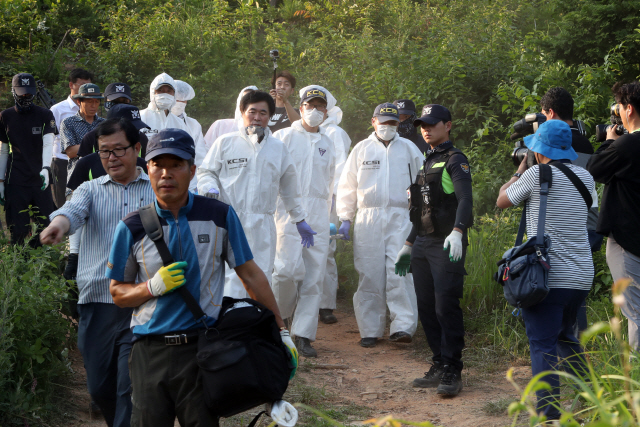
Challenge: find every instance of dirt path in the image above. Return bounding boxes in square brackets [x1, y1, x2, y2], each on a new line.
[68, 307, 532, 427]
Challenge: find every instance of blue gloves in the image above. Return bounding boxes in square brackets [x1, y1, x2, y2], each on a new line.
[338, 220, 351, 241]
[296, 220, 317, 248]
[329, 223, 337, 236]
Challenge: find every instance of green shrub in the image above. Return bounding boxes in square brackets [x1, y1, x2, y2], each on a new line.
[0, 232, 74, 425]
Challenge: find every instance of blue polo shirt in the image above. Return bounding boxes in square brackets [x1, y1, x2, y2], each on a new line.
[106, 192, 253, 336]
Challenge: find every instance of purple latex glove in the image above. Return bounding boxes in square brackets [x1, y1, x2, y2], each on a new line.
[338, 220, 351, 241]
[296, 220, 317, 248]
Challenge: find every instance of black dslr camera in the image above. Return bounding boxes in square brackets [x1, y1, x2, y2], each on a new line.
[595, 103, 627, 142]
[510, 113, 546, 167]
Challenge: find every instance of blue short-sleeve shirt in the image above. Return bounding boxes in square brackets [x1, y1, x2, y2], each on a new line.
[106, 192, 253, 336]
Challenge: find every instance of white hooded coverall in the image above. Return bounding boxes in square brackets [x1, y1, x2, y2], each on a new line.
[203, 86, 259, 154]
[336, 132, 422, 338]
[197, 126, 307, 299]
[272, 120, 339, 341]
[297, 85, 352, 311]
[140, 73, 191, 139]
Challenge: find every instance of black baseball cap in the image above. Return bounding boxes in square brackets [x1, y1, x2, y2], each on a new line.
[301, 88, 328, 105]
[393, 99, 416, 115]
[12, 73, 37, 96]
[373, 103, 400, 122]
[145, 128, 195, 162]
[107, 104, 149, 131]
[104, 83, 132, 101]
[414, 104, 452, 126]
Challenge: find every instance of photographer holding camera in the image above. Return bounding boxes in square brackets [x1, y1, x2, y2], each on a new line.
[497, 120, 594, 420]
[587, 81, 640, 350]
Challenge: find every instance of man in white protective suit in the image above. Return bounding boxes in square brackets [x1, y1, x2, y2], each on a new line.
[197, 90, 316, 299]
[139, 72, 190, 139]
[203, 86, 258, 155]
[272, 88, 343, 358]
[298, 85, 352, 325]
[170, 80, 207, 191]
[336, 102, 423, 348]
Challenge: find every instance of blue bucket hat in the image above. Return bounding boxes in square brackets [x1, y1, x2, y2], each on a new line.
[524, 120, 577, 161]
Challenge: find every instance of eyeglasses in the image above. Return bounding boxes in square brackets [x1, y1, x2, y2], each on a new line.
[97, 144, 134, 159]
[301, 103, 327, 111]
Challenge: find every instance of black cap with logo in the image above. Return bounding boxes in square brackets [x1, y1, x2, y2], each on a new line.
[301, 88, 328, 105]
[104, 83, 133, 101]
[373, 103, 400, 122]
[107, 104, 149, 131]
[12, 73, 37, 96]
[393, 99, 416, 115]
[414, 104, 452, 127]
[145, 128, 195, 162]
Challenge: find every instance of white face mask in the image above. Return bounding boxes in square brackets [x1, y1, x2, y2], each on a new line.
[154, 93, 175, 111]
[171, 101, 187, 117]
[302, 108, 325, 128]
[376, 125, 397, 141]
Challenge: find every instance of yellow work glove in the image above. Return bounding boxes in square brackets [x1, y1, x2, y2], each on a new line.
[146, 261, 188, 297]
[280, 329, 298, 379]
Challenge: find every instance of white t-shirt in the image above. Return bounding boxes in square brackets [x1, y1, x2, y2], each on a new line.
[506, 163, 595, 290]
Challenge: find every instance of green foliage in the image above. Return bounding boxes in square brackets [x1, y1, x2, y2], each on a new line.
[0, 233, 74, 425]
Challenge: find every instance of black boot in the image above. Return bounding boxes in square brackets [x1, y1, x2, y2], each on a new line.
[295, 337, 318, 358]
[436, 365, 463, 396]
[319, 309, 338, 324]
[412, 362, 444, 388]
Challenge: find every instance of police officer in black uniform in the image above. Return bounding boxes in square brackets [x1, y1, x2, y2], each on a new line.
[394, 99, 429, 155]
[0, 73, 56, 246]
[395, 104, 473, 397]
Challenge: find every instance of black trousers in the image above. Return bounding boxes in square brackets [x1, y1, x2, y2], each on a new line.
[411, 235, 466, 372]
[77, 303, 133, 427]
[51, 157, 68, 209]
[129, 338, 219, 427]
[5, 183, 54, 246]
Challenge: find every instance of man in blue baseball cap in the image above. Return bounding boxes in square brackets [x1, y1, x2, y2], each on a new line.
[107, 128, 297, 426]
[497, 119, 595, 419]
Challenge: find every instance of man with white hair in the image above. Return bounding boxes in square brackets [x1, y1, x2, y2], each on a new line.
[298, 85, 352, 325]
[139, 73, 189, 137]
[203, 86, 258, 154]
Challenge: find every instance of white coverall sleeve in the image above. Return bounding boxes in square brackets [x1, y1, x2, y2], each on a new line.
[336, 145, 360, 222]
[42, 133, 54, 168]
[0, 142, 9, 179]
[196, 137, 223, 196]
[279, 146, 307, 223]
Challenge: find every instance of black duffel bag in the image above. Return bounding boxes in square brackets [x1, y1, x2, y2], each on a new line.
[139, 204, 293, 419]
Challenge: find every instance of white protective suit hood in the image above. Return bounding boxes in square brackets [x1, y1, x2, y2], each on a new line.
[299, 85, 343, 127]
[148, 73, 177, 112]
[171, 80, 196, 118]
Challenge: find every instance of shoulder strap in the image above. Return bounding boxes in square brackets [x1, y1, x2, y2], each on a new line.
[138, 203, 207, 323]
[536, 164, 551, 247]
[549, 161, 592, 210]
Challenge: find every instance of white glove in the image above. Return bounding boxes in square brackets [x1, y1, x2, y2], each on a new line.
[443, 230, 463, 262]
[280, 329, 298, 378]
[268, 400, 298, 427]
[204, 188, 219, 199]
[40, 168, 49, 190]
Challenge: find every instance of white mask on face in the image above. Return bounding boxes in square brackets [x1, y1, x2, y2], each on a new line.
[376, 125, 397, 141]
[154, 93, 175, 111]
[171, 101, 187, 117]
[302, 108, 324, 128]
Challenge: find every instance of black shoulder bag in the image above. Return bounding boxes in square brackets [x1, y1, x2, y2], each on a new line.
[495, 164, 553, 309]
[138, 203, 293, 419]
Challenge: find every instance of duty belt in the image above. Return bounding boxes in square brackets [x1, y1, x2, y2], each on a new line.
[142, 331, 199, 345]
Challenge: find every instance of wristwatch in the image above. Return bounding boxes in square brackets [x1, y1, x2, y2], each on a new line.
[513, 172, 523, 178]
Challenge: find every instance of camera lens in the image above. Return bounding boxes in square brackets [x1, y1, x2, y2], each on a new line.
[512, 147, 528, 166]
[595, 124, 609, 143]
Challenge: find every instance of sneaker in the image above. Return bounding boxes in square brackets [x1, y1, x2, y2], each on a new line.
[319, 309, 338, 324]
[436, 365, 463, 396]
[360, 337, 377, 348]
[412, 362, 444, 388]
[295, 337, 318, 358]
[389, 331, 412, 343]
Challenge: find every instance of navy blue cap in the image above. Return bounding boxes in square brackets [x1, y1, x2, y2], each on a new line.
[145, 129, 195, 162]
[107, 104, 149, 131]
[12, 73, 37, 96]
[393, 99, 416, 115]
[301, 88, 328, 105]
[373, 103, 400, 122]
[414, 104, 451, 126]
[104, 82, 132, 101]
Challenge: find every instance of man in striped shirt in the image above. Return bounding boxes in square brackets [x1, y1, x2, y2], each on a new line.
[40, 118, 154, 427]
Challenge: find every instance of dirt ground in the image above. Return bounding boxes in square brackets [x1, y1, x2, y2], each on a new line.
[65, 305, 532, 427]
